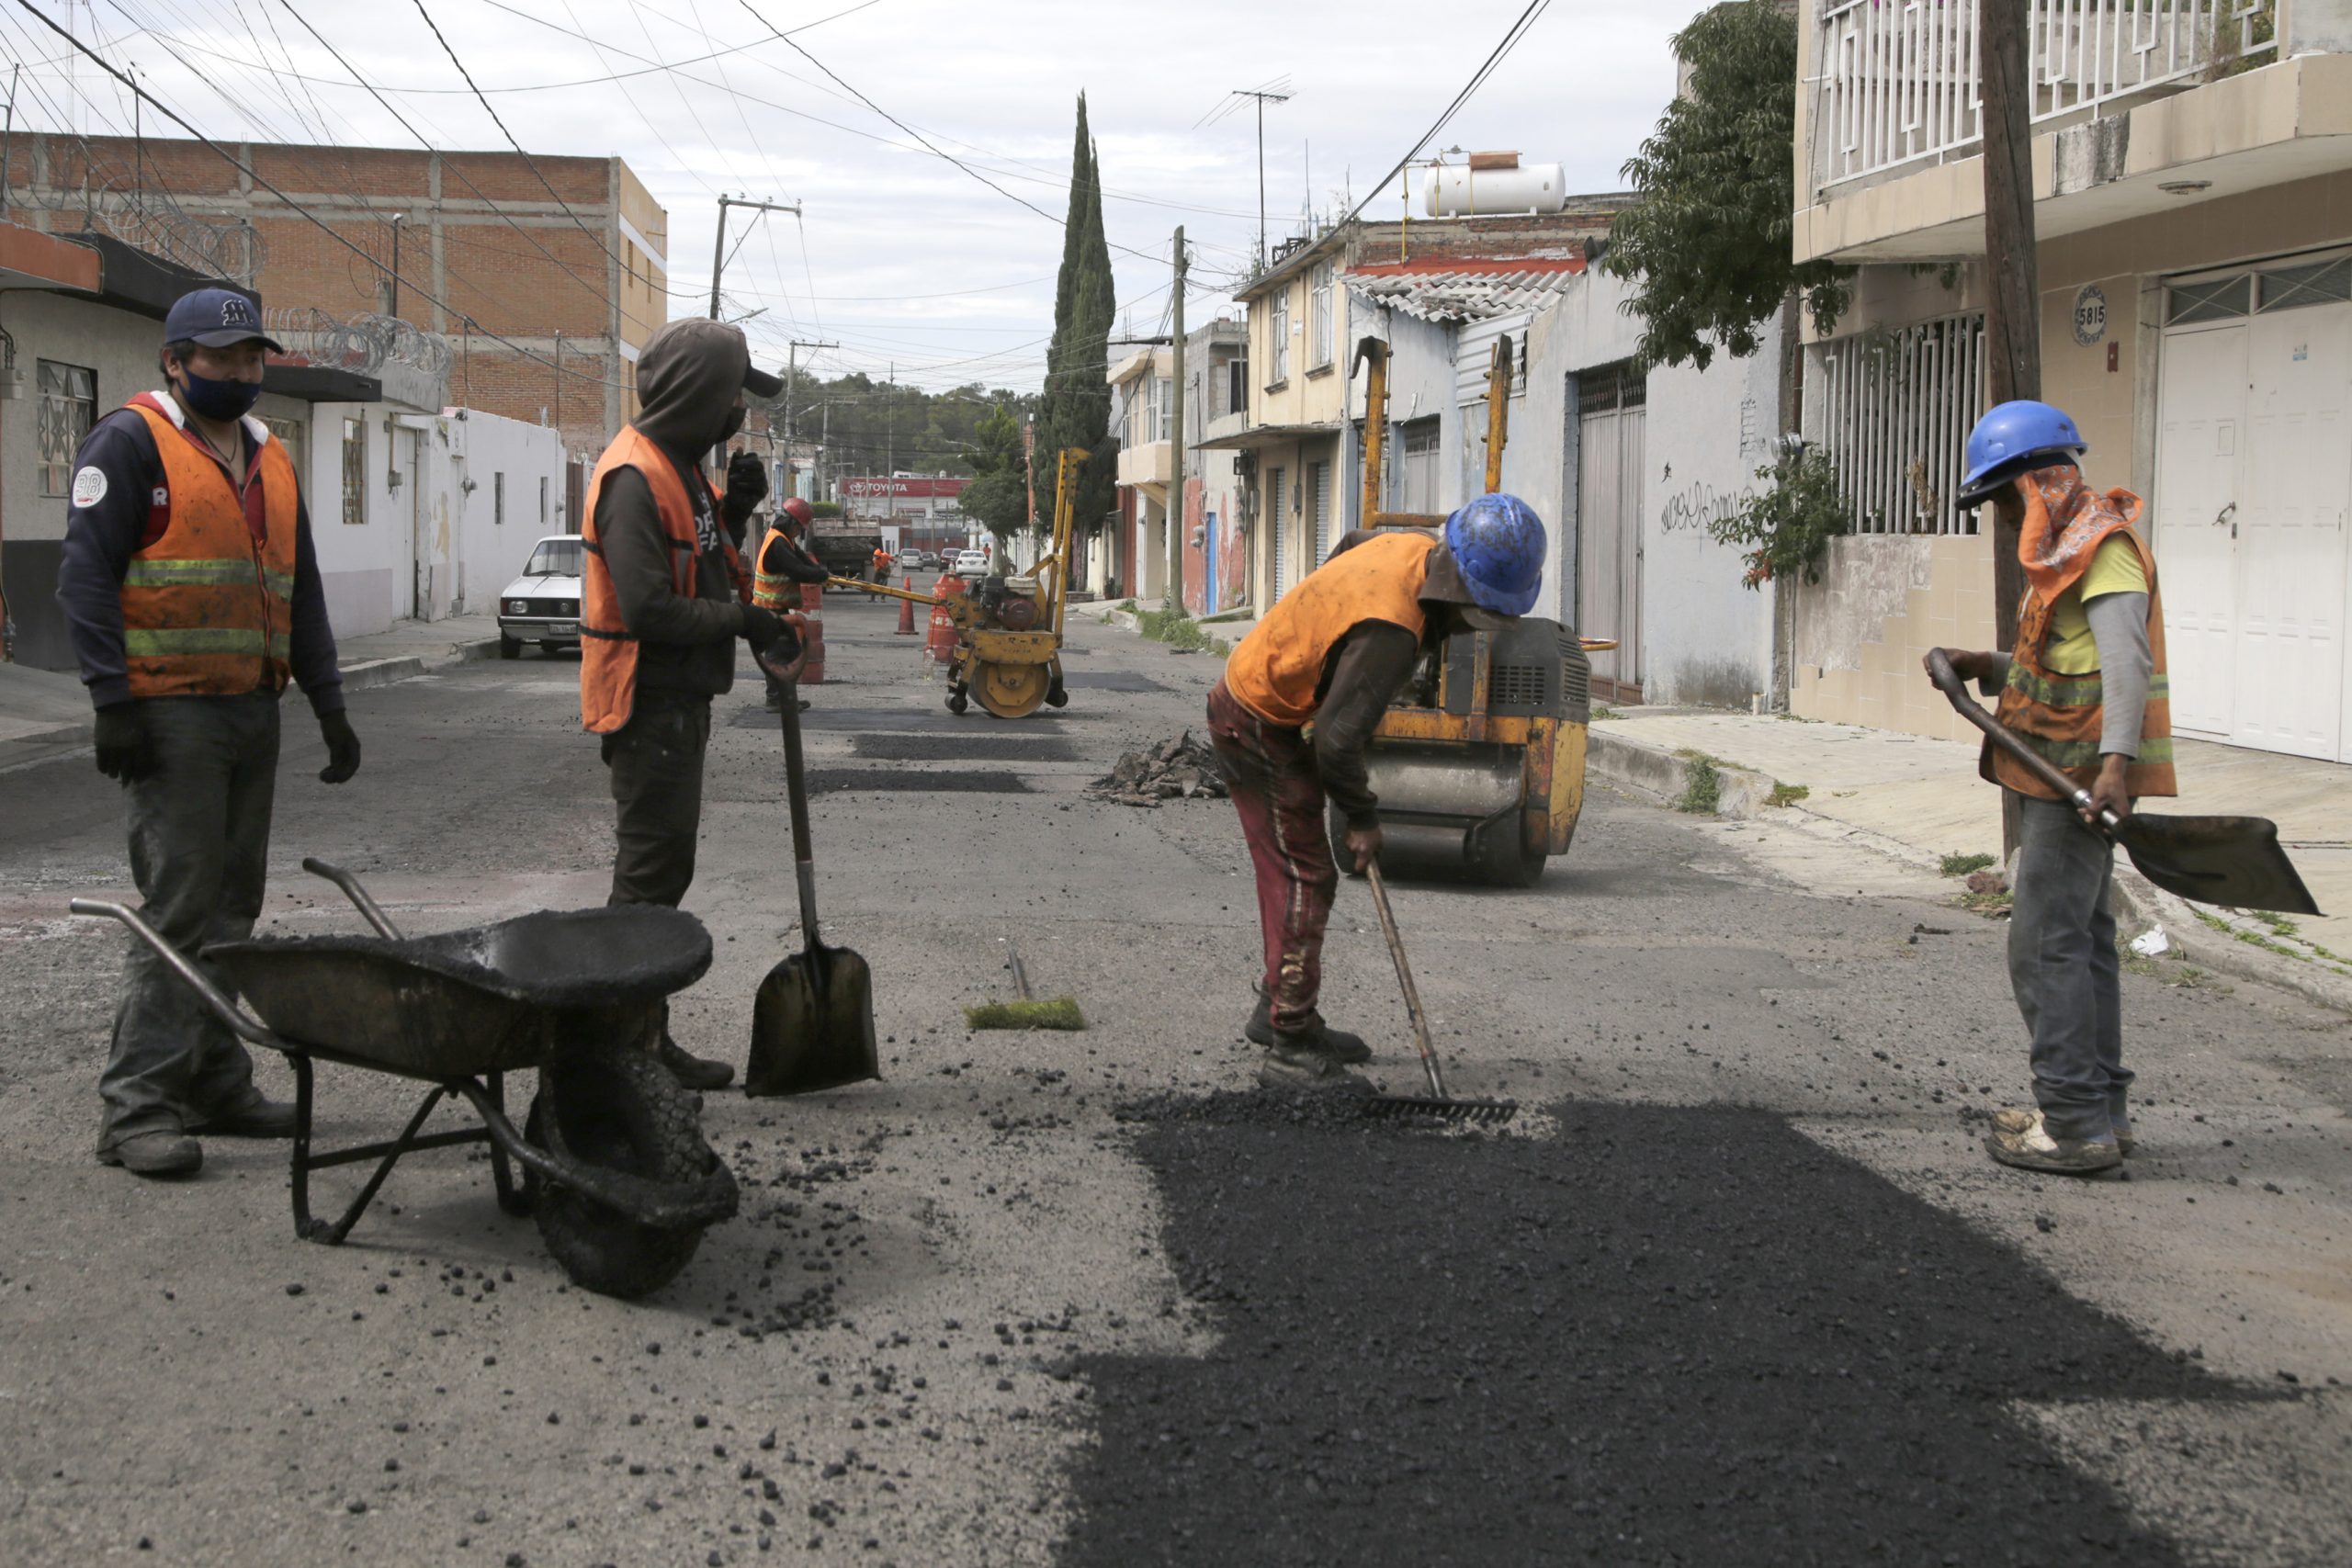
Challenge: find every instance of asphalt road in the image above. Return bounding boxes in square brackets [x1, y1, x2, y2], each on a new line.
[2, 592, 2348, 1566]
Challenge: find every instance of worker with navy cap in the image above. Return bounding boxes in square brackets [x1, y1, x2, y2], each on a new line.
[56, 285, 360, 1179]
[1210, 495, 1546, 1089]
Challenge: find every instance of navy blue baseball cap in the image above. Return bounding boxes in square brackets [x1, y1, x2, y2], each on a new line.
[163, 287, 283, 351]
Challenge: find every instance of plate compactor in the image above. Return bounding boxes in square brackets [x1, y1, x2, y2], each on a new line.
[1330, 334, 1605, 886]
[836, 446, 1086, 719]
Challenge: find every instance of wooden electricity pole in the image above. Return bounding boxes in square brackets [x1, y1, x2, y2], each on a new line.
[1979, 0, 2038, 854]
[1167, 224, 1187, 611]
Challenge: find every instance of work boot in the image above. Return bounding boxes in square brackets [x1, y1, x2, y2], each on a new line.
[657, 1036, 736, 1092]
[1256, 1040, 1365, 1092]
[187, 1095, 299, 1139]
[1984, 1108, 2120, 1176]
[1244, 991, 1371, 1064]
[98, 1130, 203, 1178]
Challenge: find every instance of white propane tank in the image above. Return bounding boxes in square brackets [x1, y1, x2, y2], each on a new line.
[1422, 155, 1567, 217]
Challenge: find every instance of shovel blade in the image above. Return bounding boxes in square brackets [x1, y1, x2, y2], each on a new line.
[744, 941, 879, 1097]
[2117, 812, 2321, 916]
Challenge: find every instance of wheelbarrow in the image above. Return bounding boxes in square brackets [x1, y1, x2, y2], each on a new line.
[70, 859, 740, 1300]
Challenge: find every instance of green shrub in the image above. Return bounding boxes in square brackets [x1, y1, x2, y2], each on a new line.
[1675, 753, 1722, 814]
[1939, 852, 1996, 877]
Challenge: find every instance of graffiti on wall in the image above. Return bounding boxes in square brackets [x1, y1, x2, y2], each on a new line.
[1657, 481, 1753, 536]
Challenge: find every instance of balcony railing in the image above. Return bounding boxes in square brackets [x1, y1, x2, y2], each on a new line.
[1813, 0, 2278, 193]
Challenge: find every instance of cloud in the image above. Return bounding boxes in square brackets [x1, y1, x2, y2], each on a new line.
[7, 0, 1712, 392]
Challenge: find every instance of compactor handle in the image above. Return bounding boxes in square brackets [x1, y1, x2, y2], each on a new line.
[67, 897, 279, 1047]
[301, 857, 404, 940]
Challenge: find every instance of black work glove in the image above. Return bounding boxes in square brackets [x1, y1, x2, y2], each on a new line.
[318, 710, 362, 784]
[93, 703, 156, 783]
[741, 604, 786, 650]
[722, 452, 769, 525]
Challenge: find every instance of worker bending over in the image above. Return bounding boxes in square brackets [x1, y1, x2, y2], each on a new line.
[59, 287, 361, 1177]
[1928, 400, 2173, 1175]
[754, 496, 829, 712]
[1208, 495, 1545, 1088]
[580, 318, 794, 1091]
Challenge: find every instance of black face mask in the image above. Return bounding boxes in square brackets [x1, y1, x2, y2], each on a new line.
[718, 405, 747, 446]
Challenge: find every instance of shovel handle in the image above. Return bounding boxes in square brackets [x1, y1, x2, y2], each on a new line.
[1364, 861, 1447, 1101]
[1926, 649, 2110, 828]
[776, 679, 822, 950]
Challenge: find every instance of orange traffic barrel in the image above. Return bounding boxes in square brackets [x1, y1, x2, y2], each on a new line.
[925, 573, 965, 665]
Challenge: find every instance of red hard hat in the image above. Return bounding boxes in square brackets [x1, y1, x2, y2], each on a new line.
[780, 497, 814, 525]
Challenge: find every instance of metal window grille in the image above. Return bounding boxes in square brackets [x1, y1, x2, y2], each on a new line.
[494, 471, 507, 525]
[1269, 293, 1290, 383]
[1804, 312, 1986, 536]
[1310, 263, 1335, 369]
[1814, 1, 2278, 194]
[1269, 466, 1288, 597]
[341, 418, 367, 524]
[1309, 460, 1331, 562]
[37, 360, 96, 496]
[1576, 361, 1645, 413]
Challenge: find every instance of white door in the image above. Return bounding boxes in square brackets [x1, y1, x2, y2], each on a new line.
[2153, 323, 2246, 739]
[2240, 304, 2351, 759]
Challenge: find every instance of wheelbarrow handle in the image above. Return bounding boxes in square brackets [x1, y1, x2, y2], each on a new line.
[68, 897, 280, 1049]
[1925, 649, 2110, 829]
[300, 857, 404, 940]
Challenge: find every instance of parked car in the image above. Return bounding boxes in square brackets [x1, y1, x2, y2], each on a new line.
[497, 535, 585, 658]
[952, 547, 990, 578]
[897, 548, 927, 572]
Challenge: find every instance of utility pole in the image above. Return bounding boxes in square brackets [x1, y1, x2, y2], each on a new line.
[785, 337, 837, 499]
[707, 194, 802, 320]
[1167, 225, 1187, 611]
[1980, 0, 2038, 857]
[1231, 86, 1294, 270]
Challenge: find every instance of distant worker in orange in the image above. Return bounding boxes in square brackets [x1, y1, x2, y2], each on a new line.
[871, 545, 893, 585]
[754, 496, 828, 712]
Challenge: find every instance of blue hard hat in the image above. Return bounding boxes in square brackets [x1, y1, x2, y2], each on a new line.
[1958, 400, 2085, 507]
[1442, 493, 1546, 618]
[163, 287, 282, 351]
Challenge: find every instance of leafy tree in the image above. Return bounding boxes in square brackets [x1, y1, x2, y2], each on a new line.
[1601, 0, 1851, 370]
[960, 402, 1029, 546]
[1035, 95, 1117, 548]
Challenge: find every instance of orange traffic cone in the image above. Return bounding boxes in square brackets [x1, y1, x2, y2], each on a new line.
[896, 589, 916, 635]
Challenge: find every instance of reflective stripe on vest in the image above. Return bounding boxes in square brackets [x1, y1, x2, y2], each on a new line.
[119, 401, 300, 700]
[1983, 525, 2177, 800]
[578, 426, 745, 734]
[1224, 531, 1436, 728]
[752, 525, 794, 610]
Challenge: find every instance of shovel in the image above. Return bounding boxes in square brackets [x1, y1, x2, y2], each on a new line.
[744, 645, 879, 1097]
[1360, 860, 1517, 1125]
[1928, 649, 2319, 915]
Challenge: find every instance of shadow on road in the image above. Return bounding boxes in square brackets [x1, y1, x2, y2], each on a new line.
[1061, 1098, 2255, 1567]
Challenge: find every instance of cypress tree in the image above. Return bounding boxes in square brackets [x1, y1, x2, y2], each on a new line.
[1037, 96, 1116, 551]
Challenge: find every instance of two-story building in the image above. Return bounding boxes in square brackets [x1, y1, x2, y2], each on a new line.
[1791, 0, 2352, 762]
[1108, 318, 1250, 611]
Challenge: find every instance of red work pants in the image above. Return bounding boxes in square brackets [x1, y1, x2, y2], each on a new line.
[1206, 679, 1337, 1032]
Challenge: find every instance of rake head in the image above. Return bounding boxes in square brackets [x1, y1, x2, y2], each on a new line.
[1361, 1093, 1518, 1125]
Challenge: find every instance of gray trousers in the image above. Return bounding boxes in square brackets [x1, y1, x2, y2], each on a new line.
[101, 693, 279, 1148]
[603, 692, 710, 910]
[2007, 792, 2132, 1141]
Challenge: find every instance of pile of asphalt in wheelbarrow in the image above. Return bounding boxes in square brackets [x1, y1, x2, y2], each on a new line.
[1058, 1094, 2264, 1567]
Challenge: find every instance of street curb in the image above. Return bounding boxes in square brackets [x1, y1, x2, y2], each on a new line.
[1586, 726, 1775, 818]
[339, 656, 426, 693]
[2108, 873, 2352, 1015]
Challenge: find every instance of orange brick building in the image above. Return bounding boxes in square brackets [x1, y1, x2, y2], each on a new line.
[3, 133, 667, 456]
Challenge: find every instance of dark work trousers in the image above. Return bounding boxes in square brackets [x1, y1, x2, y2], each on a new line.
[2007, 792, 2132, 1141]
[101, 692, 279, 1150]
[603, 691, 712, 909]
[1206, 680, 1337, 1032]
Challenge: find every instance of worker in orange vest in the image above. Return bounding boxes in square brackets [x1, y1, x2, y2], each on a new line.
[579, 318, 793, 1090]
[56, 287, 361, 1177]
[871, 544, 893, 584]
[753, 496, 827, 711]
[1208, 495, 1545, 1089]
[1928, 400, 2173, 1177]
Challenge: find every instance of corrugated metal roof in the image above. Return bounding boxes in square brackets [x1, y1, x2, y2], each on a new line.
[1343, 255, 1586, 324]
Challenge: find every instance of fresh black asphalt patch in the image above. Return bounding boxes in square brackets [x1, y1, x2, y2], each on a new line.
[804, 767, 1032, 795]
[851, 733, 1079, 762]
[1060, 1095, 2255, 1567]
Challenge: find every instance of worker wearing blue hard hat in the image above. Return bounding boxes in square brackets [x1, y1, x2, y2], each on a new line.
[1926, 399, 2177, 1177]
[1209, 495, 1546, 1089]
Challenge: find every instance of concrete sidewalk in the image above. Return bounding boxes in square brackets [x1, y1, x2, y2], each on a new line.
[1591, 705, 2352, 1006]
[0, 614, 501, 761]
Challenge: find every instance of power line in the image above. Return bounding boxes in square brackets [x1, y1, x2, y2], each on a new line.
[1342, 0, 1551, 228]
[12, 0, 627, 389]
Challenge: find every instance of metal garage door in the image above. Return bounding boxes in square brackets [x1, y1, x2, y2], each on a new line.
[1577, 362, 1645, 703]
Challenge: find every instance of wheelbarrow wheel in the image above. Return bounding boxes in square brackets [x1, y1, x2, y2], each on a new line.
[523, 1037, 721, 1300]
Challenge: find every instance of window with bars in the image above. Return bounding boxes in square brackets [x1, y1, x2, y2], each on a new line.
[37, 360, 95, 496]
[2167, 254, 2352, 325]
[1803, 312, 1986, 536]
[1268, 291, 1290, 385]
[261, 415, 306, 489]
[1310, 262, 1334, 369]
[1576, 361, 1645, 413]
[1227, 355, 1247, 417]
[341, 418, 367, 524]
[494, 471, 507, 525]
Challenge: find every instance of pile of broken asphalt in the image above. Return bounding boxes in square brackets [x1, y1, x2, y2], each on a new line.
[1058, 1092, 2269, 1567]
[1085, 731, 1228, 808]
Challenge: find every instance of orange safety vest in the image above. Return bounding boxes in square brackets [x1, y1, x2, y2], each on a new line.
[1225, 530, 1436, 728]
[119, 398, 300, 700]
[579, 425, 750, 734]
[1982, 523, 2177, 801]
[752, 524, 798, 611]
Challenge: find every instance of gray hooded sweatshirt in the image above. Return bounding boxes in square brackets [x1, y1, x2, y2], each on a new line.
[594, 318, 756, 701]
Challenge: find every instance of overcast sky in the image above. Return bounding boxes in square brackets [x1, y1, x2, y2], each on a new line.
[6, 0, 1714, 393]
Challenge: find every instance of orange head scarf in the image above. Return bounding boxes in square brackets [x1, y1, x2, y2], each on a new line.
[2015, 463, 2143, 603]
